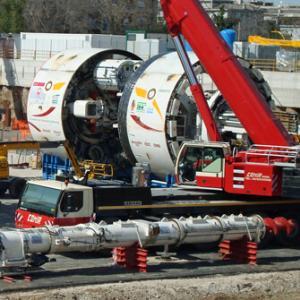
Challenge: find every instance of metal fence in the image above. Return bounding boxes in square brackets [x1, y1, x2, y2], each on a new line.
[20, 49, 61, 61]
[249, 59, 300, 72]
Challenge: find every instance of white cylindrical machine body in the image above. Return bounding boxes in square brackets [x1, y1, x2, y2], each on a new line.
[27, 48, 103, 142]
[119, 52, 200, 177]
[27, 48, 142, 164]
[0, 215, 265, 269]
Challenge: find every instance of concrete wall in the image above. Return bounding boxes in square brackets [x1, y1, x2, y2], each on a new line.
[0, 58, 43, 127]
[200, 70, 300, 109]
[262, 71, 300, 108]
[0, 59, 42, 87]
[20, 33, 127, 60]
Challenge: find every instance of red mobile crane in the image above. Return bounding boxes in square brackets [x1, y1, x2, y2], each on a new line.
[160, 0, 293, 146]
[161, 0, 300, 198]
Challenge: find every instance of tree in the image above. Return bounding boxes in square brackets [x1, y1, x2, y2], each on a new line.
[213, 6, 226, 31]
[213, 6, 237, 31]
[22, 0, 159, 34]
[23, 0, 111, 33]
[23, 0, 100, 34]
[0, 0, 25, 33]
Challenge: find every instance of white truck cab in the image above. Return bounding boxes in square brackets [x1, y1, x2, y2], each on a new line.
[16, 180, 94, 228]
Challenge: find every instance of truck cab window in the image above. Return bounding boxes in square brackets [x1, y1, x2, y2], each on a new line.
[20, 184, 61, 216]
[60, 191, 83, 213]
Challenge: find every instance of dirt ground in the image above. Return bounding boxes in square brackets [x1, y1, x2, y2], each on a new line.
[1, 270, 300, 300]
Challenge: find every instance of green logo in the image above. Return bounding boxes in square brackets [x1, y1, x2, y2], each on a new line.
[136, 102, 146, 113]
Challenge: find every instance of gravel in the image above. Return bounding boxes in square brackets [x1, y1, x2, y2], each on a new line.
[1, 270, 300, 300]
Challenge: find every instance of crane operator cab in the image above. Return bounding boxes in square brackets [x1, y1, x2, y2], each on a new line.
[175, 141, 231, 190]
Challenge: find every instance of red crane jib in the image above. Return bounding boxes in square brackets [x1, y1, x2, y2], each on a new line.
[160, 0, 293, 146]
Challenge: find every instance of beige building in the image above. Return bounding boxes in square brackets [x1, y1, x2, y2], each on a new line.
[202, 0, 234, 9]
[226, 5, 267, 41]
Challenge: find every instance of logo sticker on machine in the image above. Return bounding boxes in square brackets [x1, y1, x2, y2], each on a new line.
[45, 81, 53, 91]
[52, 94, 61, 104]
[245, 172, 271, 182]
[27, 214, 42, 224]
[53, 82, 65, 91]
[33, 82, 45, 87]
[29, 86, 46, 104]
[130, 86, 163, 132]
[136, 102, 146, 113]
[146, 106, 154, 114]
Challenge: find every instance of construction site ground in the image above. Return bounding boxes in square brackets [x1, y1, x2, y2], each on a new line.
[0, 168, 299, 299]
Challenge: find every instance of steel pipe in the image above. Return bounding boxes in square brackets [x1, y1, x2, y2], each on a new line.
[0, 214, 265, 269]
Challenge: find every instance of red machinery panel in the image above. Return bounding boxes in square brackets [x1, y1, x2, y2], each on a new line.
[224, 163, 282, 196]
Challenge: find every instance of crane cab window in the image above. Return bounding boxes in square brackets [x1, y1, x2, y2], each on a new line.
[178, 146, 203, 182]
[60, 191, 83, 213]
[202, 147, 224, 173]
[178, 146, 224, 182]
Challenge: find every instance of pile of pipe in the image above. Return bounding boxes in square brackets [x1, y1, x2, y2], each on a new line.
[0, 214, 265, 269]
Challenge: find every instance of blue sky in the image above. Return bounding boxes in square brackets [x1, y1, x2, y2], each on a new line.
[272, 0, 299, 4]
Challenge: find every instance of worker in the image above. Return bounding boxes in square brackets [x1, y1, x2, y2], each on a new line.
[179, 147, 204, 182]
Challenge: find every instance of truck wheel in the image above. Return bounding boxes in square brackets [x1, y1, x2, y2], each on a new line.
[211, 59, 274, 146]
[9, 178, 26, 199]
[87, 145, 104, 162]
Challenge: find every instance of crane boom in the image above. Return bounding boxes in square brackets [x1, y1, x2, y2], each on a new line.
[160, 0, 294, 146]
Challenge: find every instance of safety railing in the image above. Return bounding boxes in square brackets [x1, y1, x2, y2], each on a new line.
[248, 59, 300, 72]
[245, 144, 300, 167]
[20, 49, 61, 60]
[248, 59, 277, 71]
[79, 160, 114, 178]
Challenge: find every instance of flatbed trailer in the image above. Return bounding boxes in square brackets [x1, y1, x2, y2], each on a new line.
[15, 180, 300, 247]
[98, 188, 300, 223]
